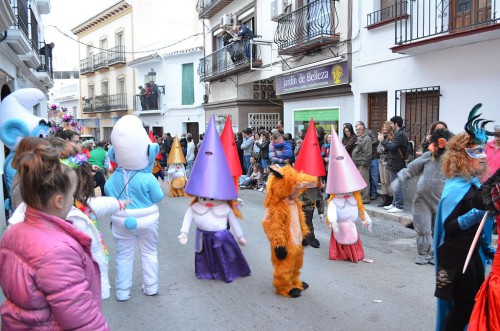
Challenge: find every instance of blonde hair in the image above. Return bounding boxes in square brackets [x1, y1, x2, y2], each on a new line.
[382, 121, 394, 140]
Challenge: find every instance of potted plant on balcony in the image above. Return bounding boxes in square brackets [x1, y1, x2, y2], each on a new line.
[95, 94, 109, 111]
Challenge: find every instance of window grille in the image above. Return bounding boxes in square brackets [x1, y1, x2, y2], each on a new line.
[252, 79, 275, 100]
[395, 86, 440, 152]
[248, 113, 280, 131]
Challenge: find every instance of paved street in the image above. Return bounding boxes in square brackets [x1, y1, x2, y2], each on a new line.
[100, 182, 435, 331]
[1, 182, 437, 330]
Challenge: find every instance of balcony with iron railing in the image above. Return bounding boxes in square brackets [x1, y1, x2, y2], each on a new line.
[367, 1, 408, 29]
[80, 57, 94, 75]
[274, 0, 340, 56]
[34, 41, 54, 87]
[93, 52, 109, 71]
[197, 0, 233, 19]
[108, 46, 126, 66]
[198, 38, 262, 82]
[134, 93, 163, 112]
[393, 0, 500, 54]
[29, 7, 39, 53]
[6, 0, 30, 54]
[82, 93, 128, 113]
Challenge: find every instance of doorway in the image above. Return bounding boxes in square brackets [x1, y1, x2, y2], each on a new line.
[186, 122, 199, 144]
[368, 92, 387, 132]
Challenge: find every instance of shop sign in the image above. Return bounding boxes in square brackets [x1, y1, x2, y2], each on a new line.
[275, 61, 348, 95]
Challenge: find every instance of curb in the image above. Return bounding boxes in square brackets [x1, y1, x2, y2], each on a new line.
[364, 203, 413, 227]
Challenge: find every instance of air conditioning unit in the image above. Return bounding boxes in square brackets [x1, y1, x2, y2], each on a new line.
[271, 0, 290, 21]
[220, 14, 232, 27]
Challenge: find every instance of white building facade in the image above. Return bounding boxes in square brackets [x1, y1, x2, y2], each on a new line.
[352, 0, 500, 148]
[49, 70, 81, 122]
[71, 0, 133, 141]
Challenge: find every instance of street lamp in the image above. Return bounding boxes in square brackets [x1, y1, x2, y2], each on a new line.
[147, 68, 165, 95]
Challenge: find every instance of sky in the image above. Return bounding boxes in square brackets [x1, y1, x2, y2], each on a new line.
[43, 0, 118, 71]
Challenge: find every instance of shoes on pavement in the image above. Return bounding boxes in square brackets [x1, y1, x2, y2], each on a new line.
[116, 290, 131, 302]
[142, 284, 158, 296]
[309, 238, 320, 248]
[362, 200, 370, 204]
[258, 187, 264, 192]
[383, 204, 394, 210]
[388, 207, 404, 213]
[370, 194, 377, 200]
[302, 239, 309, 247]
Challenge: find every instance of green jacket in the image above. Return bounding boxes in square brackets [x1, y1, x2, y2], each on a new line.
[299, 187, 324, 213]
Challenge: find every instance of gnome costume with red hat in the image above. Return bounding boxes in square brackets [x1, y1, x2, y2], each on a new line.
[295, 118, 326, 248]
[326, 125, 372, 263]
[178, 115, 251, 283]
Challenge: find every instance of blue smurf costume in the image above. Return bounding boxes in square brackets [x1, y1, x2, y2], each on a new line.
[0, 89, 51, 204]
[104, 115, 164, 301]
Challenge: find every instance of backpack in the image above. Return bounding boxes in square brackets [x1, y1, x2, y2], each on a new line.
[399, 140, 415, 165]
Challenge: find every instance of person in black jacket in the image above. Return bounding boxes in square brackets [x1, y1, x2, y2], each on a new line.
[378, 116, 408, 213]
[256, 132, 270, 170]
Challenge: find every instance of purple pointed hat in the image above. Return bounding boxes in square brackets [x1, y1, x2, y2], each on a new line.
[325, 124, 367, 194]
[185, 115, 237, 200]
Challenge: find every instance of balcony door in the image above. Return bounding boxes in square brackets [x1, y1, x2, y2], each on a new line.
[451, 0, 492, 30]
[305, 0, 333, 39]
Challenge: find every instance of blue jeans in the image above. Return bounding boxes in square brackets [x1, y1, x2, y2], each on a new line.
[389, 170, 404, 209]
[369, 159, 379, 197]
[260, 158, 269, 170]
[239, 175, 251, 187]
[243, 155, 251, 173]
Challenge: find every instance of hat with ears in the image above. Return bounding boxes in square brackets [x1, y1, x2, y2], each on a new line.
[185, 115, 237, 200]
[326, 124, 366, 194]
[167, 136, 186, 164]
[148, 131, 163, 160]
[220, 115, 242, 179]
[294, 118, 325, 177]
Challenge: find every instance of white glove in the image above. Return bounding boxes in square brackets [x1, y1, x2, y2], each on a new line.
[178, 232, 188, 245]
[319, 214, 324, 222]
[238, 237, 247, 246]
[362, 212, 373, 232]
[237, 198, 245, 207]
[328, 221, 339, 233]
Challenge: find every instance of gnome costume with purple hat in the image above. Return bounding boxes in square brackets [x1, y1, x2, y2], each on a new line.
[326, 125, 372, 263]
[178, 115, 251, 282]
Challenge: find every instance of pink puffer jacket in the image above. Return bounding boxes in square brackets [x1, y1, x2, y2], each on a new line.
[0, 206, 109, 330]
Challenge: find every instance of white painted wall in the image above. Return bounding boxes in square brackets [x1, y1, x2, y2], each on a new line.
[352, 1, 500, 134]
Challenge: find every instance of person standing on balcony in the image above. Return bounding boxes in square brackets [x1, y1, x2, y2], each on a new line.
[138, 86, 147, 110]
[144, 83, 152, 110]
[38, 42, 54, 72]
[236, 21, 254, 60]
[150, 82, 159, 110]
[222, 29, 237, 64]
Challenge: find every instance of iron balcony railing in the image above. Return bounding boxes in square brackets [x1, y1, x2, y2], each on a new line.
[274, 0, 339, 53]
[108, 46, 126, 65]
[29, 7, 39, 53]
[36, 41, 53, 79]
[80, 57, 94, 74]
[367, 1, 408, 27]
[12, 0, 29, 39]
[198, 38, 260, 81]
[395, 0, 499, 45]
[93, 52, 108, 70]
[134, 93, 162, 111]
[83, 93, 128, 113]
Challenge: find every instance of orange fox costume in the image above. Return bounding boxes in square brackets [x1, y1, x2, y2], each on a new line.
[262, 165, 317, 298]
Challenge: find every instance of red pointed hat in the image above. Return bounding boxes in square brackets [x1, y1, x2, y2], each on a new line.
[294, 118, 326, 177]
[220, 115, 242, 178]
[149, 131, 163, 160]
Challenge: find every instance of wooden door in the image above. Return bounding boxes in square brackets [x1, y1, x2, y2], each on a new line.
[368, 92, 387, 133]
[186, 122, 200, 144]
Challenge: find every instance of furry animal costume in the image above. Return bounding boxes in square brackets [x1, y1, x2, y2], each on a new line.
[262, 165, 317, 298]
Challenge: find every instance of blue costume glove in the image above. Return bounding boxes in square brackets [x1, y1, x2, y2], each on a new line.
[479, 232, 496, 261]
[457, 208, 486, 230]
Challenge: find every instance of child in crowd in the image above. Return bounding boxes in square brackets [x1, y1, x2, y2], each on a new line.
[250, 163, 262, 190]
[258, 166, 270, 192]
[0, 140, 109, 330]
[152, 157, 165, 181]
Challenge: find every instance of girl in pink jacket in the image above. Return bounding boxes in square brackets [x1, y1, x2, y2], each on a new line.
[0, 140, 109, 330]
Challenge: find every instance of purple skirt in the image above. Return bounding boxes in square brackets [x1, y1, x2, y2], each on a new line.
[195, 228, 251, 283]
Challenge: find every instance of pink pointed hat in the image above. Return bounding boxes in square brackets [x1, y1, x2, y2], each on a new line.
[185, 115, 237, 200]
[325, 124, 366, 194]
